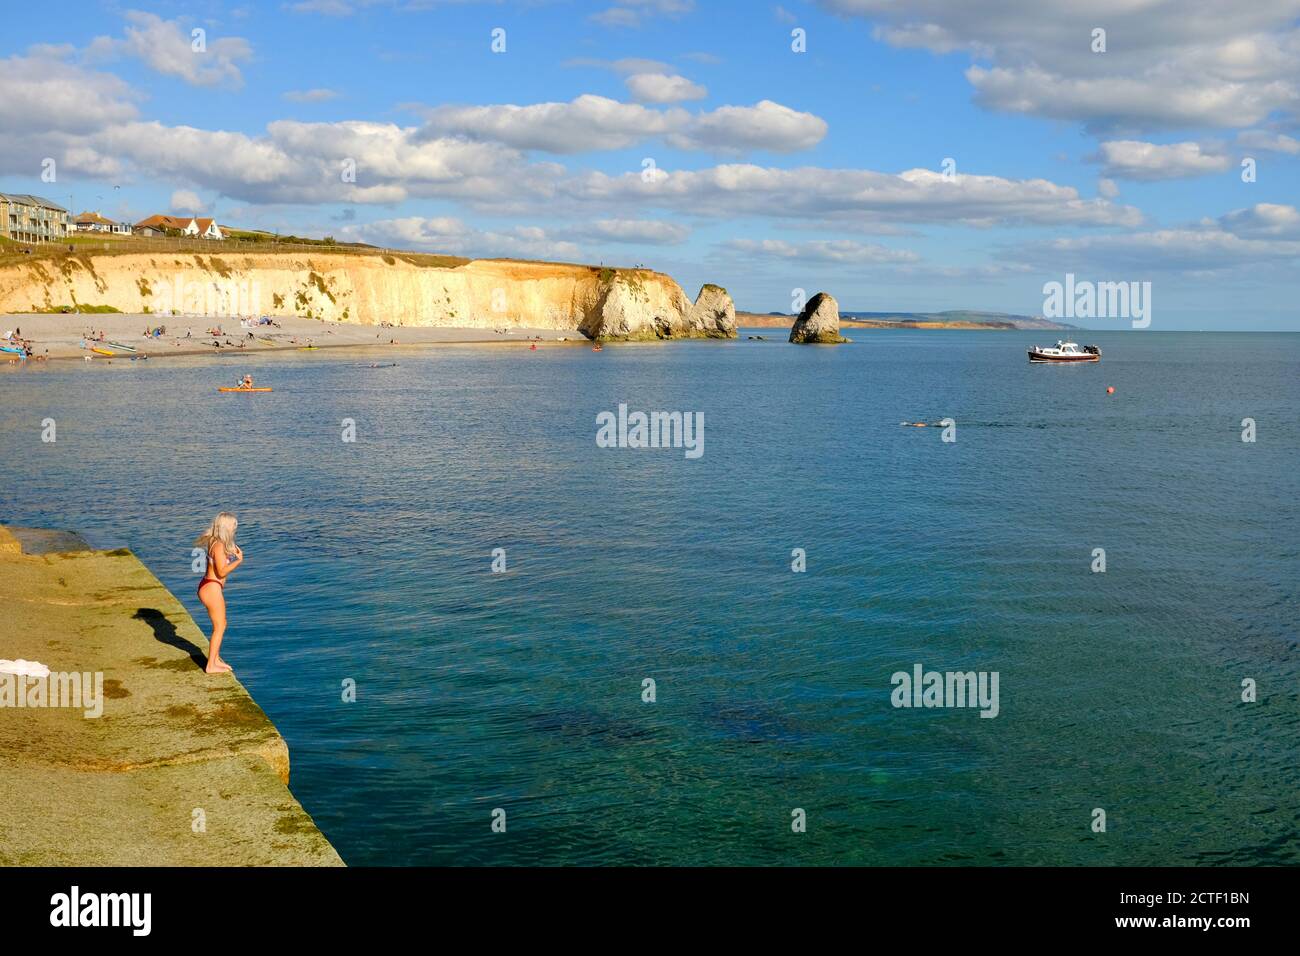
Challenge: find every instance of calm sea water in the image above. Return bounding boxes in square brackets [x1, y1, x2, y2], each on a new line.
[3, 330, 1298, 865]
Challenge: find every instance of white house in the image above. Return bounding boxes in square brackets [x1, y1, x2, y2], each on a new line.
[133, 214, 224, 240]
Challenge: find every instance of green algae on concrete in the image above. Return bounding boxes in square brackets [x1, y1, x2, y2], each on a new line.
[0, 526, 343, 866]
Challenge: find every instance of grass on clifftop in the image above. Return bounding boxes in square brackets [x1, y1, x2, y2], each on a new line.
[0, 235, 669, 278]
[27, 303, 122, 314]
[0, 236, 476, 270]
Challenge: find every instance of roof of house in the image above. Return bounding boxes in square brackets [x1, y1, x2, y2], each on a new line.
[76, 211, 120, 225]
[0, 193, 69, 212]
[193, 218, 221, 233]
[134, 214, 197, 230]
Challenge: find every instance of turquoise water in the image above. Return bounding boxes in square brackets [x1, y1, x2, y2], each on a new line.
[3, 330, 1298, 865]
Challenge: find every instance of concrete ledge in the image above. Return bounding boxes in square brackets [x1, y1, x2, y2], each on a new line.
[0, 526, 343, 866]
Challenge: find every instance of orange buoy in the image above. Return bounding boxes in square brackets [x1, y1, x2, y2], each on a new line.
[1106, 386, 1115, 394]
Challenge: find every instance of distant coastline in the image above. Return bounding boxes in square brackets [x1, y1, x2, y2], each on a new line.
[737, 309, 1076, 331]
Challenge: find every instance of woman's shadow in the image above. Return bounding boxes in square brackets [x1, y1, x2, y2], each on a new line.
[133, 607, 206, 668]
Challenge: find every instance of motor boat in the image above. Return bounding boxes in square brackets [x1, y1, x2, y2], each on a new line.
[1027, 340, 1100, 363]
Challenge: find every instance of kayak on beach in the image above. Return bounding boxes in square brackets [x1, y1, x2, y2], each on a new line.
[218, 386, 273, 392]
[91, 347, 116, 356]
[106, 342, 138, 352]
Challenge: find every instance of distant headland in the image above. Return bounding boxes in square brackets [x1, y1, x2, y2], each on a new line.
[738, 309, 1076, 331]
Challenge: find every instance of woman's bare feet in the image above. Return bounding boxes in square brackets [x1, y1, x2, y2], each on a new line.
[205, 658, 233, 674]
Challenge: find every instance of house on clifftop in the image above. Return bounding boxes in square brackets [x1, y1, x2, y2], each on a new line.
[75, 211, 132, 235]
[134, 214, 225, 240]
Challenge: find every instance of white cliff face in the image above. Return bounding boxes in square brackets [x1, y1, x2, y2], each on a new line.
[580, 275, 738, 340]
[789, 291, 847, 344]
[0, 253, 737, 341]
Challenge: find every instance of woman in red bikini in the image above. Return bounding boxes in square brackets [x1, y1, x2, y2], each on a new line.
[194, 512, 244, 675]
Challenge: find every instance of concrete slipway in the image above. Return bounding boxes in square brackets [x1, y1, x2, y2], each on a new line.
[0, 525, 342, 866]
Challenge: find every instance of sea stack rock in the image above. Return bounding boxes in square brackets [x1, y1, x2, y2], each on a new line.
[581, 270, 738, 341]
[687, 284, 738, 338]
[789, 291, 847, 344]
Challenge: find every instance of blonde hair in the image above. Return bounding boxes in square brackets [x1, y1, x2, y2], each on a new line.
[194, 511, 238, 554]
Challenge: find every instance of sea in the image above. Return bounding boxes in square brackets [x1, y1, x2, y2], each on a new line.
[2, 329, 1297, 865]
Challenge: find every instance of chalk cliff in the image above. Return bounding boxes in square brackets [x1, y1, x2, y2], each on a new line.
[0, 251, 736, 342]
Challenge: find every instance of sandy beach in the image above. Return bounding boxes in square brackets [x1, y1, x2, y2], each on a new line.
[1, 312, 583, 362]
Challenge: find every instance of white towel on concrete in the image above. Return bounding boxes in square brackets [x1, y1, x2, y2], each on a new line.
[0, 659, 51, 677]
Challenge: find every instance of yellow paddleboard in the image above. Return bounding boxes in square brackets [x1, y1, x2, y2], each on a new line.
[91, 347, 115, 356]
[218, 386, 273, 392]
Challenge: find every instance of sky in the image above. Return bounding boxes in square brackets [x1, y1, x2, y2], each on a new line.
[2, 0, 1299, 329]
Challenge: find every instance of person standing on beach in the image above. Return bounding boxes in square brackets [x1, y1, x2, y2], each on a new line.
[194, 512, 244, 674]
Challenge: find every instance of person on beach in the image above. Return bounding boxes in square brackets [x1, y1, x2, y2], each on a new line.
[193, 512, 244, 674]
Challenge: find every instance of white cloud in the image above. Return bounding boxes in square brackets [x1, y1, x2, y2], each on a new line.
[625, 73, 707, 104]
[341, 216, 582, 260]
[1094, 141, 1232, 181]
[572, 219, 691, 244]
[92, 11, 253, 89]
[290, 0, 356, 14]
[170, 189, 205, 213]
[1218, 203, 1300, 239]
[564, 164, 1142, 228]
[416, 95, 826, 154]
[0, 54, 138, 179]
[418, 96, 684, 153]
[284, 88, 340, 103]
[0, 55, 138, 135]
[1098, 178, 1119, 199]
[1236, 130, 1300, 154]
[0, 40, 1146, 242]
[724, 238, 918, 264]
[591, 0, 694, 28]
[965, 64, 1294, 132]
[86, 119, 563, 206]
[818, 0, 1300, 132]
[667, 100, 827, 153]
[565, 57, 675, 76]
[26, 42, 76, 59]
[1030, 227, 1300, 272]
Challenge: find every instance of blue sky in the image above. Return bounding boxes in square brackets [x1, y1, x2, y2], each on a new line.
[3, 0, 1299, 328]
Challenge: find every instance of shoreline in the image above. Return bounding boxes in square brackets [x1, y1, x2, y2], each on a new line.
[2, 312, 586, 363]
[0, 524, 343, 866]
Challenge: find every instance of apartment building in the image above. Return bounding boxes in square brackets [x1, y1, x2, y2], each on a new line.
[0, 193, 73, 244]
